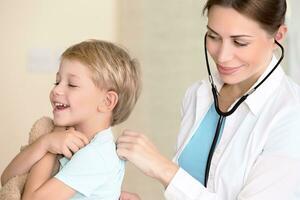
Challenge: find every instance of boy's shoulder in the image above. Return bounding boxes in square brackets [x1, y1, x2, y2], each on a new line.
[90, 128, 115, 146]
[86, 128, 117, 155]
[62, 128, 121, 170]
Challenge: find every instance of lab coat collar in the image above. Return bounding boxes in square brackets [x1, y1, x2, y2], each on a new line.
[245, 55, 284, 116]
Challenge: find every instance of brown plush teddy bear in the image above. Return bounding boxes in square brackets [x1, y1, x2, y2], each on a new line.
[0, 117, 58, 200]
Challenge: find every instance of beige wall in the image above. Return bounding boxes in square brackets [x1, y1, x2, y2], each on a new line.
[0, 0, 205, 199]
[1, 1, 297, 200]
[116, 0, 207, 199]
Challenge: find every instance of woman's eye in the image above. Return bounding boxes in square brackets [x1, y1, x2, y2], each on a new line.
[207, 34, 222, 43]
[54, 82, 59, 86]
[207, 34, 218, 40]
[234, 40, 249, 47]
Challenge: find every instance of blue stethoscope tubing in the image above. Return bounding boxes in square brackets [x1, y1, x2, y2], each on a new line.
[203, 33, 285, 187]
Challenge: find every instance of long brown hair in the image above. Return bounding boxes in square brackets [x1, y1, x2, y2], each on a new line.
[203, 0, 286, 35]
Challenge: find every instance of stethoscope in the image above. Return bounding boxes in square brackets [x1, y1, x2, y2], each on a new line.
[203, 33, 285, 187]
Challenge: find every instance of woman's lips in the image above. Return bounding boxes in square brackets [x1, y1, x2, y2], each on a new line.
[217, 64, 242, 75]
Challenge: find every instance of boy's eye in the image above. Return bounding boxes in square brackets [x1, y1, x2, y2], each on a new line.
[53, 82, 77, 87]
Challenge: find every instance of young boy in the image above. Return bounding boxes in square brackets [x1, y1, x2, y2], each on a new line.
[1, 39, 141, 200]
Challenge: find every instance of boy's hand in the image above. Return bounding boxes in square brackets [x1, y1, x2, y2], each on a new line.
[1, 127, 88, 186]
[42, 127, 89, 158]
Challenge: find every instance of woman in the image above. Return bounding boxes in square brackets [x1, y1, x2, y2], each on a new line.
[117, 0, 300, 199]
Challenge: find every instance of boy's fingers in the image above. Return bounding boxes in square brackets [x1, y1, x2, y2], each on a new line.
[68, 142, 80, 154]
[72, 138, 86, 149]
[66, 129, 89, 145]
[63, 148, 73, 159]
[74, 132, 89, 145]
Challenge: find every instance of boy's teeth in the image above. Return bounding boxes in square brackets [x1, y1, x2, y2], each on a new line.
[55, 102, 68, 107]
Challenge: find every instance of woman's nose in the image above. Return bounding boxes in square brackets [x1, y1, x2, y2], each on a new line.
[216, 42, 234, 63]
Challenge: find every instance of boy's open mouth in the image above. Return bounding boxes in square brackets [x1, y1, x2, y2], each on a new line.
[54, 102, 70, 110]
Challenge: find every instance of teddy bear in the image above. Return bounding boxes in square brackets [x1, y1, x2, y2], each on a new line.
[0, 117, 58, 200]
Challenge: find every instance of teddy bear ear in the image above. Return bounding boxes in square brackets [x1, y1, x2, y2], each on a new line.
[28, 116, 54, 144]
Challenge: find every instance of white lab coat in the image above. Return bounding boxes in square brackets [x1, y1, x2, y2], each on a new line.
[165, 56, 300, 200]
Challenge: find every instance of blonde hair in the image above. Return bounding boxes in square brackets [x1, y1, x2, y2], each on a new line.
[61, 39, 141, 126]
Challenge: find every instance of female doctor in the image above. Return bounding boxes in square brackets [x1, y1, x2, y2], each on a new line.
[117, 0, 300, 199]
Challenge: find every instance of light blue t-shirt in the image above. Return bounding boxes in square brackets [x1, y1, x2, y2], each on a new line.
[178, 104, 225, 184]
[54, 128, 125, 200]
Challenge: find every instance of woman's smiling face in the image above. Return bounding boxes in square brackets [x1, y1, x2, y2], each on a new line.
[206, 5, 275, 86]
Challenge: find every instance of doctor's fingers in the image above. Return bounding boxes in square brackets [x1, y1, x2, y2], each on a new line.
[117, 142, 166, 178]
[118, 130, 154, 147]
[117, 140, 158, 160]
[116, 143, 144, 161]
[121, 129, 144, 137]
[117, 135, 144, 145]
[116, 146, 129, 161]
[121, 130, 154, 144]
[117, 141, 143, 152]
[118, 136, 158, 155]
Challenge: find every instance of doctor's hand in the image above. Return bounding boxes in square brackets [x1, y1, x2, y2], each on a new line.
[116, 130, 179, 188]
[41, 127, 89, 159]
[119, 191, 141, 200]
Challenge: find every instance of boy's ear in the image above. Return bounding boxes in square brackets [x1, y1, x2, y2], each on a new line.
[98, 90, 118, 112]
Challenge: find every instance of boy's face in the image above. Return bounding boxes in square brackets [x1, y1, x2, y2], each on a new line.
[50, 58, 106, 129]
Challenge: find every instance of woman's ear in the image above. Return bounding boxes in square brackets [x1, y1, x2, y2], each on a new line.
[98, 90, 118, 112]
[274, 24, 287, 43]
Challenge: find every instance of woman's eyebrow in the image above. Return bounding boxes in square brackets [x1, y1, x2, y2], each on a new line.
[207, 25, 219, 35]
[207, 25, 253, 38]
